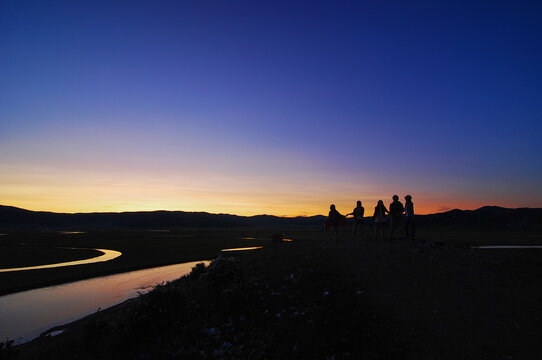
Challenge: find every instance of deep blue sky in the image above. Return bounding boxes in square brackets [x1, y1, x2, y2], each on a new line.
[1, 0, 541, 214]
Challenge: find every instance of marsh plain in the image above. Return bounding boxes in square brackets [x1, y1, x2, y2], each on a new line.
[4, 225, 541, 359]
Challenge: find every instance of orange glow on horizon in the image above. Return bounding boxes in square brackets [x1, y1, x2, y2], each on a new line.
[0, 200, 527, 217]
[1, 161, 538, 217]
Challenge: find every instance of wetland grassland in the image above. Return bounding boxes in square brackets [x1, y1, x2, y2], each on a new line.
[3, 226, 542, 359]
[0, 228, 274, 295]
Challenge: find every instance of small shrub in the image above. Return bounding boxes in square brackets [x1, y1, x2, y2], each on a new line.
[202, 256, 242, 288]
[187, 262, 207, 281]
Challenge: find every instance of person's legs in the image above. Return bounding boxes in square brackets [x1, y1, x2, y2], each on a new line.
[404, 218, 415, 240]
[391, 217, 403, 239]
[376, 222, 383, 240]
[352, 222, 362, 240]
[389, 218, 395, 239]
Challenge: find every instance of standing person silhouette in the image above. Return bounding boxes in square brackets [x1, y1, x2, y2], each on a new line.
[326, 204, 345, 242]
[404, 195, 415, 240]
[346, 200, 365, 240]
[389, 195, 404, 239]
[373, 200, 389, 240]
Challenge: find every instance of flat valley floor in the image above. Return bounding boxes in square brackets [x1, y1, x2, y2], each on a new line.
[7, 227, 542, 359]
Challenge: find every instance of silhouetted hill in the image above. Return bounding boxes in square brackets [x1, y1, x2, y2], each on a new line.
[417, 206, 542, 230]
[0, 205, 326, 230]
[1, 205, 541, 231]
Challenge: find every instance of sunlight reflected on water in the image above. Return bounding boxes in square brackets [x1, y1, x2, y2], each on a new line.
[221, 246, 263, 252]
[0, 260, 210, 343]
[149, 234, 196, 238]
[0, 249, 122, 273]
[472, 245, 542, 249]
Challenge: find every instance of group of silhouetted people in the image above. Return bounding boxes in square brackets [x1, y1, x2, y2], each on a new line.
[325, 195, 415, 242]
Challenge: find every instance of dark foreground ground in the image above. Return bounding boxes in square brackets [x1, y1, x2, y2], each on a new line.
[5, 228, 542, 360]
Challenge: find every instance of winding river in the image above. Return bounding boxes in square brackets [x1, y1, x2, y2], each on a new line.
[0, 248, 122, 273]
[0, 260, 210, 344]
[0, 242, 267, 344]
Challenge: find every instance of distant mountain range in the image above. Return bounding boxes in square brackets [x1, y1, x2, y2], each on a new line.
[419, 206, 542, 230]
[0, 205, 326, 230]
[0, 205, 541, 231]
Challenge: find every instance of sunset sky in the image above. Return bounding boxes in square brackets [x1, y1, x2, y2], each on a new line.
[1, 1, 541, 216]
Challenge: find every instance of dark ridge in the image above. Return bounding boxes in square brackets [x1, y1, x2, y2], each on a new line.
[417, 206, 542, 230]
[0, 205, 327, 230]
[1, 205, 541, 231]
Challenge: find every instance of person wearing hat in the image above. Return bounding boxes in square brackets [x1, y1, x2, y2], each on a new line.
[389, 195, 404, 239]
[404, 195, 415, 240]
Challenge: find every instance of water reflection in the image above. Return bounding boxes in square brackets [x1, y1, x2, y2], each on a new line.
[0, 260, 210, 343]
[58, 231, 86, 235]
[238, 237, 257, 240]
[47, 330, 64, 337]
[221, 246, 263, 252]
[0, 249, 122, 273]
[149, 234, 196, 238]
[472, 245, 542, 249]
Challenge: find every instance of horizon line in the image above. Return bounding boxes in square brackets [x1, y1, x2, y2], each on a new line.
[1, 204, 535, 219]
